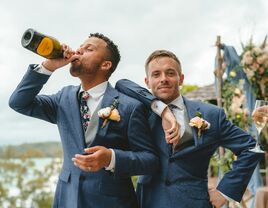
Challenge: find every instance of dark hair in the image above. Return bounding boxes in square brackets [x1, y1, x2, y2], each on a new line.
[89, 33, 121, 75]
[145, 50, 182, 75]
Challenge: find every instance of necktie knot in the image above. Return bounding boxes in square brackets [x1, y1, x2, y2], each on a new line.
[81, 91, 90, 101]
[168, 103, 183, 111]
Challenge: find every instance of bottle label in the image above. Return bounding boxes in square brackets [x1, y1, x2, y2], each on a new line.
[37, 37, 53, 57]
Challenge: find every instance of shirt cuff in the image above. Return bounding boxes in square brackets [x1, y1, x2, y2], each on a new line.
[151, 100, 167, 117]
[218, 190, 237, 202]
[33, 64, 53, 75]
[105, 149, 115, 172]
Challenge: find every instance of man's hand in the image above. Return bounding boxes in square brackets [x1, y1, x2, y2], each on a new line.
[209, 188, 227, 208]
[42, 44, 79, 72]
[72, 146, 112, 172]
[252, 105, 268, 124]
[161, 107, 181, 147]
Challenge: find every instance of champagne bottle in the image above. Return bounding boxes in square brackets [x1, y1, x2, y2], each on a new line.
[21, 28, 63, 59]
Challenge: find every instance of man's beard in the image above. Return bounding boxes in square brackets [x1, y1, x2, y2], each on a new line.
[69, 61, 82, 77]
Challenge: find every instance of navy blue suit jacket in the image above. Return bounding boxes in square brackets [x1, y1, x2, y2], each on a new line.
[116, 79, 262, 208]
[9, 66, 159, 208]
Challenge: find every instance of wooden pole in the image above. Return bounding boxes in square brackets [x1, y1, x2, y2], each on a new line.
[215, 36, 223, 108]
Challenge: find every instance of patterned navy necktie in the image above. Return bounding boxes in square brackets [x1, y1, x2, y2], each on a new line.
[80, 91, 91, 132]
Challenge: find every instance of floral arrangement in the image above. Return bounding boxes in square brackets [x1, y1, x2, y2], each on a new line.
[222, 79, 251, 131]
[189, 111, 210, 138]
[98, 99, 120, 128]
[241, 37, 268, 101]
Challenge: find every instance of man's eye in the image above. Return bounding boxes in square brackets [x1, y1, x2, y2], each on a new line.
[152, 73, 159, 77]
[167, 71, 175, 76]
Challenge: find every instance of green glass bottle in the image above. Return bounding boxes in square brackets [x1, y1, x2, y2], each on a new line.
[21, 28, 63, 59]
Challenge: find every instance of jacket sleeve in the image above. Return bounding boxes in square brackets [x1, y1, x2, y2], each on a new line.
[115, 79, 157, 109]
[9, 64, 59, 124]
[216, 108, 262, 202]
[113, 101, 160, 178]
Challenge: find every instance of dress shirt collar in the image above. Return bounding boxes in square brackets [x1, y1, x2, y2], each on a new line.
[169, 95, 184, 110]
[79, 81, 108, 100]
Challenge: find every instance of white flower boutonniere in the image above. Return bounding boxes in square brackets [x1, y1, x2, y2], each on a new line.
[189, 111, 210, 138]
[98, 99, 120, 128]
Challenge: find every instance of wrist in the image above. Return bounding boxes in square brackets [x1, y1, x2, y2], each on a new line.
[42, 61, 57, 72]
[151, 100, 167, 117]
[105, 149, 112, 167]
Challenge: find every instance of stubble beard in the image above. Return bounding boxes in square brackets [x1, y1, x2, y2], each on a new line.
[69, 62, 82, 77]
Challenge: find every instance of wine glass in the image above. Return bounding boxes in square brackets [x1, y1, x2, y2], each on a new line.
[250, 100, 268, 153]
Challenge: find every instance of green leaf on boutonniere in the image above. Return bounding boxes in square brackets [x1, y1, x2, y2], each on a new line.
[196, 111, 202, 118]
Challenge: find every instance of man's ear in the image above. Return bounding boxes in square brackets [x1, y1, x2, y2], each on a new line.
[179, 73, 184, 86]
[101, 61, 112, 72]
[145, 77, 150, 89]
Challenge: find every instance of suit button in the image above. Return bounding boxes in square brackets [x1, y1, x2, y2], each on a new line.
[165, 180, 171, 186]
[169, 158, 175, 162]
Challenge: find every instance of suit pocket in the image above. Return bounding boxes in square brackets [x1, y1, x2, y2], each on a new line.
[108, 122, 122, 130]
[177, 184, 209, 200]
[56, 169, 72, 207]
[59, 169, 71, 183]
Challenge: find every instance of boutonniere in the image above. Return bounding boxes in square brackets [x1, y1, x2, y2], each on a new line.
[189, 111, 210, 138]
[98, 99, 120, 128]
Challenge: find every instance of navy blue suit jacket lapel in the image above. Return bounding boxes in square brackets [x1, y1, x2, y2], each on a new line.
[68, 85, 86, 151]
[96, 83, 119, 138]
[183, 97, 200, 147]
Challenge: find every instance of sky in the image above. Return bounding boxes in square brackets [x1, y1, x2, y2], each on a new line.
[1, 0, 268, 145]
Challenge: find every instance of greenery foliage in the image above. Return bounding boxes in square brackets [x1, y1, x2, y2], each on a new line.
[181, 84, 199, 95]
[0, 144, 62, 208]
[0, 142, 62, 158]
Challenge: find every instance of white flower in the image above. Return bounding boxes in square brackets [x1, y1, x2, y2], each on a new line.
[98, 104, 121, 128]
[98, 107, 111, 118]
[253, 47, 263, 56]
[242, 55, 253, 65]
[251, 62, 260, 71]
[257, 55, 267, 65]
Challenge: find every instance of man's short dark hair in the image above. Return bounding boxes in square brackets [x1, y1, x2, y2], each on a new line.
[89, 33, 121, 76]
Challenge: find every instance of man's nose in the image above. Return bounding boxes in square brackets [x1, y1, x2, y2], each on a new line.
[160, 74, 168, 83]
[76, 48, 83, 55]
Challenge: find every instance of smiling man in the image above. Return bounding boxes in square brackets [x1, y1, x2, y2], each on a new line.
[116, 49, 262, 208]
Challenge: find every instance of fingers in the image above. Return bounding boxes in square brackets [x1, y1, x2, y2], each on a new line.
[62, 44, 75, 59]
[72, 153, 95, 171]
[165, 128, 178, 143]
[84, 146, 102, 154]
[72, 146, 111, 172]
[165, 122, 181, 144]
[169, 134, 180, 146]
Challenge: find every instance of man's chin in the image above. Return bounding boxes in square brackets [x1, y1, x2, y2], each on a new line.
[69, 67, 80, 77]
[155, 93, 172, 103]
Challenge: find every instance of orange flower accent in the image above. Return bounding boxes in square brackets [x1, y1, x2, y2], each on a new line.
[189, 116, 210, 138]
